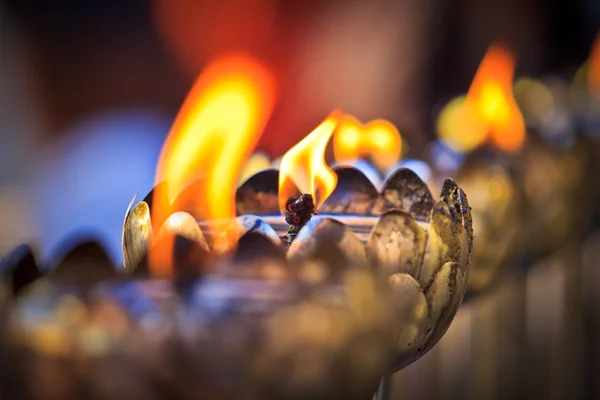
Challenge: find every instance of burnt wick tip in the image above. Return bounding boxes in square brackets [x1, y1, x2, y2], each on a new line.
[284, 193, 316, 245]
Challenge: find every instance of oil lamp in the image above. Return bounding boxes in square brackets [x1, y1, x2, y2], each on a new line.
[431, 42, 524, 293]
[512, 73, 594, 260]
[432, 41, 595, 294]
[120, 52, 474, 377]
[569, 33, 600, 223]
[123, 114, 474, 374]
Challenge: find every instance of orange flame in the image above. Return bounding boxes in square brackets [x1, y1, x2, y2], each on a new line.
[466, 43, 525, 153]
[278, 111, 341, 214]
[333, 115, 402, 171]
[589, 34, 600, 95]
[150, 54, 275, 277]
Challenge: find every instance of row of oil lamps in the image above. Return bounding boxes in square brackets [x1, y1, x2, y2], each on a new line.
[0, 40, 598, 399]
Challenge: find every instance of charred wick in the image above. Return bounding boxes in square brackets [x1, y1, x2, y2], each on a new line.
[284, 193, 317, 245]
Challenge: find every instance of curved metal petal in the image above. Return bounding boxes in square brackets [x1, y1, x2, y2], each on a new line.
[419, 201, 469, 287]
[319, 167, 379, 215]
[154, 211, 209, 252]
[387, 273, 430, 371]
[380, 168, 435, 221]
[287, 217, 367, 273]
[366, 210, 427, 280]
[235, 169, 279, 215]
[0, 244, 42, 297]
[210, 214, 284, 254]
[51, 240, 118, 285]
[122, 200, 153, 273]
[422, 261, 466, 354]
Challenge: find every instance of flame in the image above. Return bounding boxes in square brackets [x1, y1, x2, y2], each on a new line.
[333, 115, 402, 171]
[589, 34, 600, 95]
[466, 43, 525, 153]
[150, 54, 275, 277]
[278, 111, 341, 213]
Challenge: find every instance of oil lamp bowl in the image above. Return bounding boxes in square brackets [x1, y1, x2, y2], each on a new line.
[122, 166, 474, 372]
[517, 132, 593, 259]
[452, 156, 523, 293]
[447, 128, 594, 295]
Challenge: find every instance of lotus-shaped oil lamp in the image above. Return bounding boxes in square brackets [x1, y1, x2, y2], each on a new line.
[124, 115, 474, 373]
[516, 131, 593, 258]
[448, 153, 522, 293]
[512, 74, 595, 258]
[121, 55, 474, 376]
[433, 41, 597, 293]
[569, 35, 600, 222]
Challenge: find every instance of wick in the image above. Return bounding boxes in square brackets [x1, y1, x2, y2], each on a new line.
[284, 193, 316, 245]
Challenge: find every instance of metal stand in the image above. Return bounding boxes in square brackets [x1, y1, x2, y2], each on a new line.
[373, 375, 391, 400]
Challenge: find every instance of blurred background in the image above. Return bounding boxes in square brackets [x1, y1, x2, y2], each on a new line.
[1, 0, 599, 398]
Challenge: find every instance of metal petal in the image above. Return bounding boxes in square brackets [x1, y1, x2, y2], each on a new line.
[154, 211, 209, 252]
[366, 210, 427, 280]
[458, 188, 474, 255]
[319, 167, 379, 215]
[122, 200, 153, 274]
[210, 214, 284, 255]
[380, 168, 435, 221]
[387, 273, 430, 371]
[419, 201, 469, 287]
[51, 240, 118, 284]
[422, 261, 466, 354]
[0, 244, 42, 297]
[232, 233, 288, 270]
[146, 212, 210, 279]
[287, 217, 367, 273]
[440, 179, 464, 224]
[439, 178, 472, 276]
[235, 169, 279, 215]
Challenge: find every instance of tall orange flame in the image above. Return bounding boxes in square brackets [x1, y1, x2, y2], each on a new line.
[589, 34, 600, 95]
[278, 111, 341, 214]
[150, 54, 275, 277]
[467, 43, 525, 153]
[333, 115, 402, 171]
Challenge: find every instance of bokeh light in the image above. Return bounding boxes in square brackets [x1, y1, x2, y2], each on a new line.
[428, 140, 465, 174]
[513, 77, 555, 127]
[436, 95, 488, 153]
[30, 110, 170, 266]
[333, 114, 403, 172]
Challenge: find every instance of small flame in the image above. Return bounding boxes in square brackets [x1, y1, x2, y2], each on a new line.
[589, 34, 600, 95]
[278, 111, 341, 214]
[333, 115, 402, 171]
[437, 95, 488, 153]
[150, 54, 275, 276]
[467, 43, 525, 153]
[437, 43, 525, 154]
